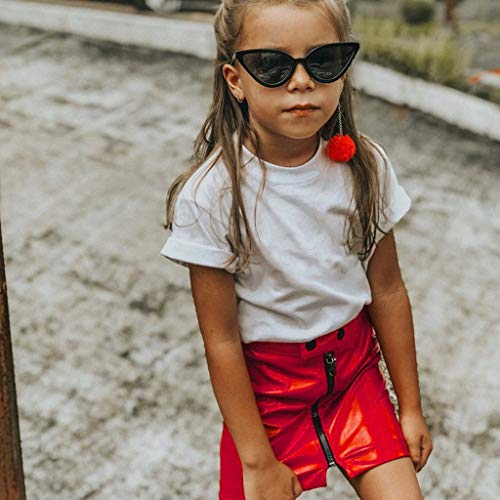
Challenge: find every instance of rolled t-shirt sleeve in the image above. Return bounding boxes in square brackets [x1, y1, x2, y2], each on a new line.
[364, 144, 412, 264]
[160, 187, 238, 274]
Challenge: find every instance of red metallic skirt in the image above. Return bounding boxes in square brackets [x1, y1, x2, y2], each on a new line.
[218, 305, 411, 498]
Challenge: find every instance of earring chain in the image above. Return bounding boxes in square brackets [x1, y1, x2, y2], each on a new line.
[338, 103, 343, 136]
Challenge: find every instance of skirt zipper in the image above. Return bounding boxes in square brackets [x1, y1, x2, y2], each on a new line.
[311, 350, 337, 467]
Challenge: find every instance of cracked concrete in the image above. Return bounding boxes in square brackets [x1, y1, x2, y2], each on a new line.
[1, 23, 499, 500]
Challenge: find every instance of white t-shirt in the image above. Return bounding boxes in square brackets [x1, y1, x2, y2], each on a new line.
[160, 135, 411, 343]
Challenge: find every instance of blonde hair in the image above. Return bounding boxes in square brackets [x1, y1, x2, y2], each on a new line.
[164, 0, 392, 274]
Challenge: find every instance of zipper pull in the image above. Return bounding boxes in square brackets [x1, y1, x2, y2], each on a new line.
[330, 357, 336, 376]
[324, 351, 336, 376]
[324, 352, 335, 364]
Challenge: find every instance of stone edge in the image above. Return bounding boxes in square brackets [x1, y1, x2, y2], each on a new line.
[1, 0, 499, 142]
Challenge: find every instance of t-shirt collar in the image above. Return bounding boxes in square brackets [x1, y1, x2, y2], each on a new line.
[237, 134, 328, 185]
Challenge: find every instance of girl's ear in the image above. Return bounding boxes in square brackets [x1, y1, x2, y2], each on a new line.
[222, 63, 245, 103]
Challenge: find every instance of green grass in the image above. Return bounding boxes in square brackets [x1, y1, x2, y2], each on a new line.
[353, 17, 473, 90]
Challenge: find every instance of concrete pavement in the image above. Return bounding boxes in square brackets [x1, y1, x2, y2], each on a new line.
[1, 24, 499, 500]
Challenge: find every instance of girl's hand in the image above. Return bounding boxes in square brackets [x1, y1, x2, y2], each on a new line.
[398, 409, 433, 473]
[243, 457, 304, 500]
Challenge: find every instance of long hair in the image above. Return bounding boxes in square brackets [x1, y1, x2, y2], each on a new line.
[164, 0, 392, 274]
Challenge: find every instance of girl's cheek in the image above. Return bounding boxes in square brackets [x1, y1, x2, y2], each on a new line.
[249, 100, 280, 119]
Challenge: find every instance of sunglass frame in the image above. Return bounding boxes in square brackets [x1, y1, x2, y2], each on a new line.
[230, 41, 360, 88]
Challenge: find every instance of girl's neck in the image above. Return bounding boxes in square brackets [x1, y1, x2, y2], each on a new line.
[242, 134, 320, 168]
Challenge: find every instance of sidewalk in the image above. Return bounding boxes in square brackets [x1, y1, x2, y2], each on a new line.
[1, 23, 499, 500]
[1, 0, 500, 141]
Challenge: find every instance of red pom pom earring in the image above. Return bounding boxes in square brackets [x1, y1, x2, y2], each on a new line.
[327, 102, 356, 163]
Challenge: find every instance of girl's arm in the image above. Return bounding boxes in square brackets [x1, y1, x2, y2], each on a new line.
[365, 229, 422, 414]
[187, 263, 276, 468]
[365, 229, 433, 473]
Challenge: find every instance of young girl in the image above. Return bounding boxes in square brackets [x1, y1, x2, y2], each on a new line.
[161, 1, 433, 498]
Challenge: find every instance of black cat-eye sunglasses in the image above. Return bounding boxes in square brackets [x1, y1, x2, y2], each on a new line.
[230, 41, 360, 88]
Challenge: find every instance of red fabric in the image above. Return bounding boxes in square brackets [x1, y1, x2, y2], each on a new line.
[219, 306, 411, 498]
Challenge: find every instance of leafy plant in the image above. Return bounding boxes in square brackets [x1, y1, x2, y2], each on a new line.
[353, 17, 472, 89]
[401, 0, 436, 25]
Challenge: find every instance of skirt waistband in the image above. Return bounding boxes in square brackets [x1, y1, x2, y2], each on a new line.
[242, 306, 373, 360]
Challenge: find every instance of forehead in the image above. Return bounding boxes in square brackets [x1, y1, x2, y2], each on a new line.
[238, 4, 339, 53]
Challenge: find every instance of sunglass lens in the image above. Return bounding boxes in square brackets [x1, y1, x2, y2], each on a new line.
[242, 52, 292, 86]
[308, 44, 357, 81]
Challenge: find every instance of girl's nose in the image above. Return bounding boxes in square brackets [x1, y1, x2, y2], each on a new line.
[289, 62, 314, 87]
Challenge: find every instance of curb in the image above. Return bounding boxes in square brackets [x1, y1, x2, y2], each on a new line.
[0, 0, 216, 59]
[352, 62, 500, 143]
[1, 0, 499, 142]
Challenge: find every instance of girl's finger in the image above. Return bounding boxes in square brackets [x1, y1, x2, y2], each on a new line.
[292, 476, 303, 497]
[417, 437, 433, 471]
[408, 435, 422, 469]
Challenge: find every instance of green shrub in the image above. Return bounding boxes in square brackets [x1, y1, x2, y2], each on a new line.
[353, 17, 472, 89]
[401, 0, 436, 25]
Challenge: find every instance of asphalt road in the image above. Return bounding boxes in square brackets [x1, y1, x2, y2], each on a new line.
[1, 23, 499, 500]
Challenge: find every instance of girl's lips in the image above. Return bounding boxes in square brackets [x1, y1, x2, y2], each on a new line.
[286, 108, 319, 116]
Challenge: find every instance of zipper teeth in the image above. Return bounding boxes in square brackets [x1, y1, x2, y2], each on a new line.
[311, 350, 337, 468]
[312, 402, 336, 466]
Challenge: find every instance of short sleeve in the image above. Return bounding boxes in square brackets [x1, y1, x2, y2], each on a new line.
[160, 184, 238, 274]
[363, 143, 412, 265]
